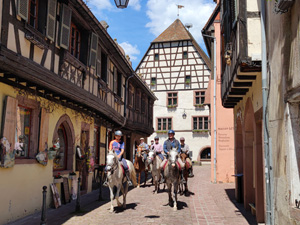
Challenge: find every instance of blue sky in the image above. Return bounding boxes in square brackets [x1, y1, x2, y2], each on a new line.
[87, 0, 216, 69]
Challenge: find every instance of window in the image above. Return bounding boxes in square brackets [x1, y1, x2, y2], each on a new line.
[141, 95, 146, 114]
[151, 77, 156, 86]
[167, 92, 178, 107]
[157, 118, 172, 131]
[185, 75, 191, 84]
[101, 52, 108, 82]
[183, 51, 188, 59]
[70, 23, 81, 59]
[128, 84, 134, 108]
[53, 125, 68, 170]
[195, 91, 205, 105]
[15, 106, 32, 158]
[29, 0, 38, 28]
[117, 72, 122, 97]
[135, 89, 141, 111]
[193, 117, 209, 130]
[154, 54, 159, 61]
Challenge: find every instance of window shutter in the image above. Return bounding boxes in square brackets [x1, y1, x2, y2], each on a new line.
[231, 0, 237, 26]
[59, 4, 72, 49]
[39, 108, 49, 152]
[1, 96, 18, 150]
[89, 32, 98, 69]
[113, 68, 117, 94]
[17, 0, 29, 21]
[46, 0, 57, 41]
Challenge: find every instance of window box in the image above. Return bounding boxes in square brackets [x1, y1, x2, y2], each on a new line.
[195, 104, 204, 108]
[192, 129, 210, 133]
[167, 105, 177, 108]
[156, 130, 167, 133]
[53, 178, 63, 183]
[185, 80, 191, 85]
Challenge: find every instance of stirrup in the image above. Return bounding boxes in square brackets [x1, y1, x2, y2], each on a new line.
[128, 180, 133, 187]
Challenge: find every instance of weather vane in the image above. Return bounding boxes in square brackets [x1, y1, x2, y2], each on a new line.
[176, 4, 184, 17]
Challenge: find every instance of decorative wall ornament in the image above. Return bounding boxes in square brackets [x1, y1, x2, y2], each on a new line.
[36, 151, 48, 166]
[0, 137, 15, 168]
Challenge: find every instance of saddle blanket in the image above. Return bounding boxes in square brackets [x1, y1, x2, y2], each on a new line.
[163, 161, 181, 170]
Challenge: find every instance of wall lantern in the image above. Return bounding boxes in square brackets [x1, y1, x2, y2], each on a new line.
[182, 111, 187, 119]
[114, 0, 129, 8]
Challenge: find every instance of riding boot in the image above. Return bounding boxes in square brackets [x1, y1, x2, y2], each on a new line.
[102, 172, 109, 187]
[125, 170, 133, 187]
[189, 167, 194, 177]
[181, 170, 186, 184]
[160, 168, 165, 184]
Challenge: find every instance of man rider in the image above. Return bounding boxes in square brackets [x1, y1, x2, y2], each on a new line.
[180, 137, 194, 177]
[103, 130, 133, 187]
[139, 137, 149, 162]
[161, 130, 186, 184]
[151, 136, 164, 182]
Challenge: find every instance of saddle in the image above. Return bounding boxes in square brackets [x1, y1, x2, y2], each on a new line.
[120, 164, 125, 175]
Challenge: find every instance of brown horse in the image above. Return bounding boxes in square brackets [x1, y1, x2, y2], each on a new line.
[134, 146, 147, 188]
[179, 152, 190, 196]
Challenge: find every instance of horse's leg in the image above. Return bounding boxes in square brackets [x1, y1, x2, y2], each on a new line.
[109, 186, 114, 213]
[138, 172, 141, 188]
[144, 170, 147, 186]
[123, 182, 128, 209]
[167, 183, 172, 206]
[115, 184, 122, 207]
[173, 182, 178, 211]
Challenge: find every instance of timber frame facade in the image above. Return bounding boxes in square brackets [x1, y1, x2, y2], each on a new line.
[0, 0, 155, 223]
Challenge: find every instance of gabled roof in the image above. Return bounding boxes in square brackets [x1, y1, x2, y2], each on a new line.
[149, 19, 211, 70]
[152, 19, 191, 43]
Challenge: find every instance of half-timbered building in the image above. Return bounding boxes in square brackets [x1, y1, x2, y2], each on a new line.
[136, 19, 211, 162]
[0, 0, 155, 223]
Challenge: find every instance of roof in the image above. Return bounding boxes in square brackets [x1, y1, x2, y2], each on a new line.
[152, 19, 191, 43]
[150, 19, 211, 70]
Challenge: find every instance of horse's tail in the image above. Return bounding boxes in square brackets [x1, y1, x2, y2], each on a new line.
[130, 166, 138, 187]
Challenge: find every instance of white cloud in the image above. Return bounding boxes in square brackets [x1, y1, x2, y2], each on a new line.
[119, 42, 140, 61]
[88, 0, 141, 12]
[146, 0, 215, 45]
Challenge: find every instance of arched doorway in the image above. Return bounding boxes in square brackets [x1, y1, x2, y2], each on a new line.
[52, 114, 75, 172]
[200, 147, 211, 161]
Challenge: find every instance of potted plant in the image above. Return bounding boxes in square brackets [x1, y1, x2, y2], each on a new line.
[53, 173, 63, 183]
[185, 79, 191, 85]
[69, 171, 77, 179]
[150, 82, 156, 86]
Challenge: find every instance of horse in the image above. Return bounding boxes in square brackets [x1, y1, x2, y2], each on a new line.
[147, 150, 163, 194]
[106, 150, 137, 213]
[179, 152, 190, 196]
[164, 147, 180, 211]
[134, 146, 147, 188]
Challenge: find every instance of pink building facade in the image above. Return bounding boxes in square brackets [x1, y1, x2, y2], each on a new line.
[203, 2, 235, 183]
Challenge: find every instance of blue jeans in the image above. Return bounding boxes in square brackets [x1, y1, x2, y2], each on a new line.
[120, 157, 128, 171]
[143, 153, 147, 161]
[157, 153, 164, 161]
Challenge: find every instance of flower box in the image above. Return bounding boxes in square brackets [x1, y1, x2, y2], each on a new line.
[156, 130, 167, 134]
[192, 129, 210, 133]
[195, 104, 204, 108]
[150, 82, 156, 86]
[53, 178, 63, 183]
[167, 105, 177, 108]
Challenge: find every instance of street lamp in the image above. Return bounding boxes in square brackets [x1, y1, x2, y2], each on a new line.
[182, 111, 187, 119]
[114, 0, 129, 8]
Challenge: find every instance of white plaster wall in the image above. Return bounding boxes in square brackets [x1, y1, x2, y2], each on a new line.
[149, 91, 211, 161]
[7, 23, 16, 53]
[247, 18, 262, 60]
[247, 0, 260, 12]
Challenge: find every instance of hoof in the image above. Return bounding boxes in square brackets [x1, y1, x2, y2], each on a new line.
[137, 185, 140, 188]
[123, 204, 126, 209]
[117, 203, 122, 207]
[173, 207, 177, 211]
[109, 208, 114, 213]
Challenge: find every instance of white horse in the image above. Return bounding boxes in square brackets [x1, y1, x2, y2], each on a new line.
[106, 150, 137, 213]
[147, 150, 163, 194]
[164, 147, 180, 211]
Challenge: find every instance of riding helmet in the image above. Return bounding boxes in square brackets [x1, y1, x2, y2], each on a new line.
[168, 130, 175, 134]
[114, 130, 123, 136]
[154, 136, 159, 140]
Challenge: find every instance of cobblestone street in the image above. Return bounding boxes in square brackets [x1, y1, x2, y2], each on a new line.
[9, 165, 256, 225]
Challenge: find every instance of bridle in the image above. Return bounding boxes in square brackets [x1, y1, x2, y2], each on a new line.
[106, 153, 118, 175]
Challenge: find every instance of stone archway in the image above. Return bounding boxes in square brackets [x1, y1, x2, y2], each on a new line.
[52, 114, 75, 172]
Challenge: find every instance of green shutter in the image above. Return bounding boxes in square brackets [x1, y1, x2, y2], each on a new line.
[46, 0, 57, 41]
[59, 4, 72, 49]
[17, 0, 29, 21]
[89, 32, 98, 69]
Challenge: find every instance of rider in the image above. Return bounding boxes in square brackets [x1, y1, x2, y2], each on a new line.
[139, 137, 149, 162]
[103, 130, 133, 187]
[152, 136, 165, 182]
[180, 137, 194, 177]
[161, 130, 186, 184]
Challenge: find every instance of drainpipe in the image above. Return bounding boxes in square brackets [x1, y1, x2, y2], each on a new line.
[124, 73, 135, 118]
[203, 34, 217, 183]
[260, 1, 273, 224]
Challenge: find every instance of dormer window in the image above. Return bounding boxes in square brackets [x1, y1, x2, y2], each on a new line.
[183, 51, 188, 59]
[154, 54, 159, 61]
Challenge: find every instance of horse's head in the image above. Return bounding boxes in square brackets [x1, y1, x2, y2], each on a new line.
[147, 150, 156, 164]
[137, 146, 143, 157]
[169, 147, 179, 167]
[106, 150, 117, 172]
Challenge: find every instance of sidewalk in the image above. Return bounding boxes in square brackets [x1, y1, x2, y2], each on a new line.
[7, 165, 257, 225]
